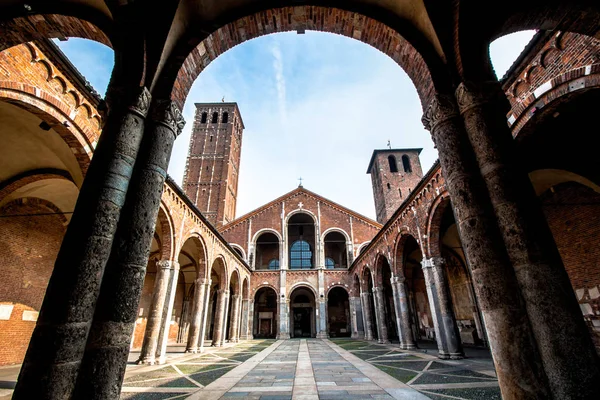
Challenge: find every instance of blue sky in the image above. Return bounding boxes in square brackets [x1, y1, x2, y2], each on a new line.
[55, 30, 535, 221]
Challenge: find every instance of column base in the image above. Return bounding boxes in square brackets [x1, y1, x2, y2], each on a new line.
[212, 342, 223, 347]
[378, 339, 391, 344]
[276, 332, 290, 339]
[316, 332, 328, 339]
[239, 335, 252, 340]
[437, 351, 452, 360]
[185, 348, 199, 353]
[351, 331, 364, 339]
[449, 352, 464, 360]
[401, 343, 417, 350]
[136, 357, 157, 365]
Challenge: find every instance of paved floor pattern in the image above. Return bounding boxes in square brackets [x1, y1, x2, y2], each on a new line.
[328, 339, 500, 400]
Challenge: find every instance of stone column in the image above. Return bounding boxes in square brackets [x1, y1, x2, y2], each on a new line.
[422, 93, 550, 397]
[457, 81, 600, 397]
[430, 257, 463, 359]
[372, 287, 390, 344]
[349, 296, 364, 339]
[157, 262, 180, 364]
[138, 260, 175, 364]
[229, 294, 242, 343]
[212, 289, 228, 346]
[198, 280, 212, 352]
[247, 300, 255, 339]
[421, 260, 447, 357]
[12, 87, 150, 400]
[220, 293, 230, 346]
[186, 278, 208, 353]
[391, 277, 416, 350]
[360, 292, 374, 341]
[72, 98, 184, 398]
[239, 299, 250, 340]
[277, 297, 290, 339]
[317, 298, 327, 338]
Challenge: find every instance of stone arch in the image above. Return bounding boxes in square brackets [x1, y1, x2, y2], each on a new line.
[161, 5, 441, 111]
[210, 255, 229, 291]
[253, 284, 279, 296]
[529, 169, 600, 196]
[229, 244, 246, 261]
[285, 208, 317, 224]
[252, 228, 283, 243]
[287, 282, 319, 299]
[322, 228, 351, 269]
[357, 241, 371, 256]
[242, 277, 250, 300]
[321, 227, 351, 243]
[426, 191, 452, 258]
[155, 203, 175, 262]
[325, 284, 349, 297]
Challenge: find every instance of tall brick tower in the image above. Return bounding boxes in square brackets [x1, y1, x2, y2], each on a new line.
[183, 102, 245, 228]
[367, 148, 423, 224]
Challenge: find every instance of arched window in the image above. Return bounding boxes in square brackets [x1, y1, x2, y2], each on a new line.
[201, 112, 208, 124]
[290, 240, 312, 269]
[402, 155, 412, 173]
[398, 188, 402, 199]
[387, 183, 391, 190]
[222, 112, 229, 123]
[325, 257, 335, 269]
[268, 259, 279, 270]
[388, 155, 398, 173]
[211, 112, 218, 123]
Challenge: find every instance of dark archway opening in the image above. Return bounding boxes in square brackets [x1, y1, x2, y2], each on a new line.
[327, 287, 350, 337]
[290, 287, 316, 338]
[253, 287, 277, 338]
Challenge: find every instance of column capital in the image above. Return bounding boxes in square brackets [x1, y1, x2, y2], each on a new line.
[422, 92, 459, 132]
[104, 85, 151, 120]
[455, 81, 508, 115]
[421, 257, 444, 269]
[390, 276, 406, 284]
[150, 99, 186, 136]
[156, 260, 179, 270]
[372, 286, 383, 294]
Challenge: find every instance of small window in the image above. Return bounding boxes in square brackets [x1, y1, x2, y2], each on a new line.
[388, 155, 398, 173]
[399, 188, 402, 199]
[387, 183, 391, 190]
[210, 135, 213, 142]
[268, 259, 279, 270]
[201, 112, 207, 124]
[211, 112, 218, 123]
[325, 257, 335, 269]
[402, 155, 412, 173]
[222, 112, 229, 123]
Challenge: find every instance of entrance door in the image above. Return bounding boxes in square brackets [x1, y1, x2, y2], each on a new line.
[259, 319, 272, 337]
[293, 307, 312, 337]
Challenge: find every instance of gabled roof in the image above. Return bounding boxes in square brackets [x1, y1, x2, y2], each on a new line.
[366, 148, 423, 173]
[220, 186, 382, 232]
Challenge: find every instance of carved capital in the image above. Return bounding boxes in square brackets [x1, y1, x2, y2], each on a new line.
[456, 81, 507, 114]
[421, 257, 444, 269]
[151, 99, 186, 136]
[156, 259, 179, 270]
[129, 87, 152, 117]
[422, 93, 459, 132]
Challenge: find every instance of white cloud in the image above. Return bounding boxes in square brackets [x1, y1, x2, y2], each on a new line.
[271, 40, 288, 131]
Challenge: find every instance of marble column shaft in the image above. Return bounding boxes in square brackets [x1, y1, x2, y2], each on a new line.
[212, 289, 228, 346]
[73, 98, 184, 399]
[391, 277, 416, 350]
[239, 299, 250, 340]
[360, 292, 374, 341]
[13, 87, 150, 400]
[430, 258, 463, 358]
[372, 287, 389, 343]
[186, 279, 208, 352]
[229, 294, 242, 342]
[457, 81, 600, 398]
[349, 296, 364, 339]
[198, 279, 212, 352]
[317, 299, 327, 338]
[157, 264, 180, 363]
[138, 260, 175, 364]
[422, 261, 448, 357]
[422, 92, 550, 398]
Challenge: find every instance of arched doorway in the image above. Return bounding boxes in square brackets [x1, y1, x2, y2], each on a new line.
[380, 257, 399, 343]
[327, 287, 350, 337]
[253, 287, 277, 338]
[290, 287, 316, 338]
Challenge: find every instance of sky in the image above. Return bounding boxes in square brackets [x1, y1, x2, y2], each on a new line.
[54, 30, 535, 221]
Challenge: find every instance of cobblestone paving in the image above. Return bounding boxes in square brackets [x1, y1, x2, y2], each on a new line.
[328, 339, 500, 400]
[120, 340, 275, 399]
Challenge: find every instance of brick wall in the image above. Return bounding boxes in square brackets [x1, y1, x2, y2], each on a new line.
[0, 199, 66, 365]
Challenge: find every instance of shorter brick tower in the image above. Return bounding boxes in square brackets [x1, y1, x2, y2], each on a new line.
[367, 148, 423, 224]
[183, 102, 245, 228]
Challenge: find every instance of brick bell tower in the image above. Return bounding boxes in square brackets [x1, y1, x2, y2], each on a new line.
[367, 148, 423, 224]
[183, 102, 245, 228]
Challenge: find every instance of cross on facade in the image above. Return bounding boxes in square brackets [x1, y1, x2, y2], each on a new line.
[298, 202, 304, 209]
[298, 176, 303, 187]
[387, 139, 391, 149]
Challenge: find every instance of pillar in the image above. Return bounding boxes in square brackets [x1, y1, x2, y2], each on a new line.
[239, 298, 250, 340]
[360, 292, 374, 341]
[157, 263, 180, 364]
[457, 81, 600, 398]
[186, 278, 208, 352]
[277, 297, 290, 339]
[220, 293, 230, 346]
[229, 294, 241, 343]
[138, 260, 175, 364]
[72, 98, 184, 398]
[247, 300, 255, 339]
[198, 279, 212, 352]
[349, 296, 364, 339]
[421, 92, 550, 398]
[372, 287, 390, 344]
[212, 289, 228, 346]
[429, 257, 463, 359]
[391, 277, 416, 350]
[317, 297, 327, 338]
[12, 87, 150, 400]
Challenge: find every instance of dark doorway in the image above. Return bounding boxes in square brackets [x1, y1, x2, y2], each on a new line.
[290, 287, 316, 338]
[293, 308, 312, 337]
[327, 287, 350, 337]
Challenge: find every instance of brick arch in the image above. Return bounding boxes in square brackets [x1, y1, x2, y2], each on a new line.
[178, 234, 208, 281]
[0, 14, 111, 52]
[156, 203, 175, 262]
[210, 255, 229, 290]
[242, 277, 250, 300]
[164, 5, 438, 111]
[326, 284, 349, 297]
[510, 68, 600, 138]
[0, 85, 95, 178]
[288, 282, 318, 300]
[426, 191, 451, 259]
[394, 232, 420, 280]
[229, 269, 241, 296]
[360, 265, 375, 292]
[373, 253, 392, 287]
